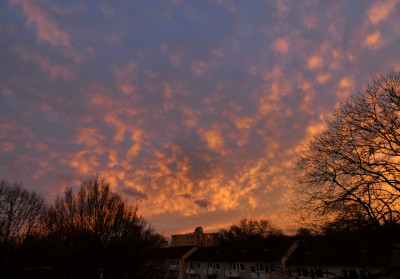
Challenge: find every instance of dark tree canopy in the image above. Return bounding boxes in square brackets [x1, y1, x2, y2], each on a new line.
[219, 218, 283, 243]
[41, 175, 164, 279]
[295, 72, 400, 230]
[0, 180, 45, 278]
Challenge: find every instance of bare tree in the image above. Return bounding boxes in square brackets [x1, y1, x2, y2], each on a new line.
[295, 72, 400, 230]
[0, 179, 45, 277]
[42, 175, 164, 279]
[219, 218, 282, 242]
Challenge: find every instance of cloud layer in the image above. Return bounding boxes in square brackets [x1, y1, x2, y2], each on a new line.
[1, 0, 400, 235]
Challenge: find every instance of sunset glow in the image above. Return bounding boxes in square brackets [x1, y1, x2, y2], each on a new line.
[1, 0, 400, 235]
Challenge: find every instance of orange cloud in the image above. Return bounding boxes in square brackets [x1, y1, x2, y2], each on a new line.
[364, 31, 383, 49]
[306, 121, 327, 136]
[104, 113, 129, 143]
[339, 76, 353, 88]
[307, 55, 324, 69]
[77, 127, 103, 147]
[317, 73, 331, 84]
[274, 38, 289, 52]
[231, 115, 256, 131]
[198, 127, 225, 152]
[368, 0, 398, 24]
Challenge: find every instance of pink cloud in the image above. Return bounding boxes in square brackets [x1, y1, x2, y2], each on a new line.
[368, 0, 399, 24]
[15, 45, 75, 80]
[11, 0, 83, 62]
[190, 60, 217, 77]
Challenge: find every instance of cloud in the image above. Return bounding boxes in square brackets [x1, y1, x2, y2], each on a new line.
[194, 199, 211, 208]
[190, 60, 217, 78]
[368, 0, 398, 24]
[15, 45, 75, 80]
[307, 56, 324, 69]
[179, 193, 192, 199]
[198, 127, 225, 153]
[317, 73, 331, 84]
[122, 187, 148, 200]
[11, 0, 83, 62]
[2, 0, 400, 235]
[274, 38, 289, 53]
[363, 31, 383, 49]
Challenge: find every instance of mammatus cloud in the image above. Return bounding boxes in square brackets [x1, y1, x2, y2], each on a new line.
[1, 0, 400, 235]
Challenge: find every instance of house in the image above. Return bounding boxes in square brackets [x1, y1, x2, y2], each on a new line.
[285, 233, 399, 279]
[172, 227, 220, 248]
[154, 245, 199, 279]
[185, 238, 297, 279]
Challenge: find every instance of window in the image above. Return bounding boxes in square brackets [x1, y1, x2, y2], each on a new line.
[239, 264, 245, 271]
[256, 264, 264, 272]
[190, 263, 200, 269]
[231, 264, 237, 271]
[359, 270, 368, 279]
[172, 259, 179, 266]
[267, 264, 276, 273]
[297, 267, 309, 277]
[343, 269, 357, 279]
[208, 262, 220, 270]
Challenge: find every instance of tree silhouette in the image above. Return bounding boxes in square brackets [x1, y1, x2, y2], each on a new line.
[295, 72, 400, 230]
[0, 179, 45, 278]
[219, 218, 282, 243]
[41, 175, 164, 279]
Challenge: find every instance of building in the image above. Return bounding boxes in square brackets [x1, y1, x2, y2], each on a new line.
[172, 227, 219, 248]
[184, 238, 297, 279]
[154, 245, 199, 279]
[285, 234, 399, 279]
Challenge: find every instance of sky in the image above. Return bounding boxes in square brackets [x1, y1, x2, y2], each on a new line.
[1, 0, 400, 236]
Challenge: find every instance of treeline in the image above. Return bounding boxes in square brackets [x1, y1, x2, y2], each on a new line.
[0, 176, 164, 279]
